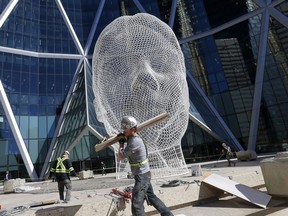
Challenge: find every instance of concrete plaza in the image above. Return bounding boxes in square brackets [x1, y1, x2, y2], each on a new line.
[1, 154, 287, 216]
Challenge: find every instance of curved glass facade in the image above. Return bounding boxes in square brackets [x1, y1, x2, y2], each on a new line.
[0, 0, 287, 180]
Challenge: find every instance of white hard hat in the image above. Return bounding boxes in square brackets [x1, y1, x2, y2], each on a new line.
[121, 116, 137, 130]
[64, 150, 70, 155]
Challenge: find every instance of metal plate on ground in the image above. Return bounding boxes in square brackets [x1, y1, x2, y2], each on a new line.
[202, 173, 271, 208]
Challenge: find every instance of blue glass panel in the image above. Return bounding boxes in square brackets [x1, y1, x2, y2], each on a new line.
[47, 116, 56, 138]
[203, 0, 250, 28]
[39, 96, 46, 105]
[10, 94, 19, 104]
[29, 73, 39, 94]
[20, 116, 29, 139]
[38, 139, 49, 163]
[7, 152, 20, 166]
[30, 57, 38, 73]
[0, 0, 10, 13]
[0, 0, 78, 53]
[29, 116, 38, 139]
[22, 56, 30, 72]
[39, 74, 47, 94]
[29, 95, 38, 105]
[88, 0, 121, 55]
[29, 139, 38, 163]
[85, 62, 107, 135]
[30, 105, 38, 115]
[47, 75, 55, 94]
[47, 106, 57, 115]
[61, 0, 101, 48]
[20, 95, 29, 104]
[39, 0, 79, 54]
[138, 0, 162, 20]
[11, 71, 21, 93]
[38, 116, 47, 139]
[81, 137, 90, 159]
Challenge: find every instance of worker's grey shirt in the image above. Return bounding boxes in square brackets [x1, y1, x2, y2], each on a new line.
[121, 135, 150, 175]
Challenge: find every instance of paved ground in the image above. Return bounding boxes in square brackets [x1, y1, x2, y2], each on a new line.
[170, 195, 288, 216]
[1, 154, 288, 215]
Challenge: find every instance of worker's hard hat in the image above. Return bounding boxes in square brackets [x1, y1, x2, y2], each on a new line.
[64, 150, 70, 155]
[121, 116, 137, 130]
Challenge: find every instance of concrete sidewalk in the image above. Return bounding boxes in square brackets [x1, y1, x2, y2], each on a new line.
[1, 154, 287, 216]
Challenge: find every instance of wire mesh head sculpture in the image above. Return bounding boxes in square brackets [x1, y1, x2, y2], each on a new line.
[92, 13, 190, 178]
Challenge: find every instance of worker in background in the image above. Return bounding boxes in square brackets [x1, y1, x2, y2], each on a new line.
[101, 161, 107, 176]
[222, 143, 236, 167]
[49, 150, 76, 203]
[4, 171, 11, 181]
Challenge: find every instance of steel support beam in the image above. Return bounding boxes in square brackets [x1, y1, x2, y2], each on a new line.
[0, 0, 18, 28]
[0, 81, 38, 180]
[84, 0, 106, 55]
[55, 0, 84, 56]
[168, 0, 178, 28]
[248, 8, 270, 151]
[133, 0, 146, 13]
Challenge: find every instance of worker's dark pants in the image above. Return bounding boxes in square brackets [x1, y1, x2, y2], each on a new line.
[132, 171, 173, 216]
[58, 179, 72, 201]
[102, 168, 106, 175]
[226, 154, 236, 166]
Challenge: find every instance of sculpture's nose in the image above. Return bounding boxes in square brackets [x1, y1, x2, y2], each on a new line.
[131, 61, 160, 92]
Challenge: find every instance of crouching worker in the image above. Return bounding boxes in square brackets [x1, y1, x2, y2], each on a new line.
[49, 150, 76, 203]
[117, 116, 174, 216]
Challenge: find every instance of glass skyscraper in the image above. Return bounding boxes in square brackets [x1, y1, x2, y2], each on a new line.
[0, 0, 287, 180]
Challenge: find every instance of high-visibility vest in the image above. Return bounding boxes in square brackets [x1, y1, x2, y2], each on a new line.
[50, 157, 74, 174]
[130, 159, 149, 167]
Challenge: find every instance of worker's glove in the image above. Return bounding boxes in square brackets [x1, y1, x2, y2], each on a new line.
[117, 133, 126, 145]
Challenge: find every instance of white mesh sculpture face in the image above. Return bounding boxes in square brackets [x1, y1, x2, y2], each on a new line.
[92, 13, 190, 178]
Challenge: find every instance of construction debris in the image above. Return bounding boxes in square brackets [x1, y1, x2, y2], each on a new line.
[29, 200, 59, 208]
[106, 187, 132, 215]
[14, 185, 41, 193]
[202, 173, 271, 208]
[160, 180, 197, 188]
[0, 206, 28, 216]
